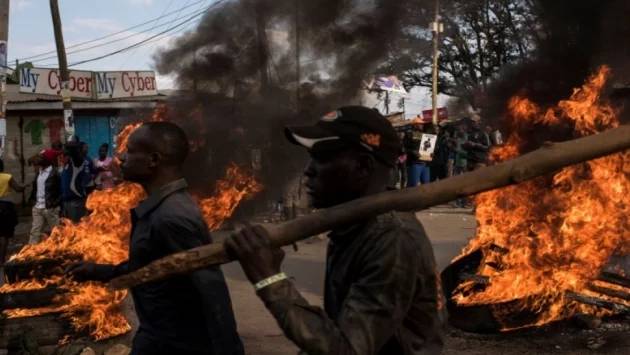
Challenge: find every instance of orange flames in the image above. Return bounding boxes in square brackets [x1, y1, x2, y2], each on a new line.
[452, 65, 630, 328]
[1, 108, 262, 341]
[114, 104, 167, 157]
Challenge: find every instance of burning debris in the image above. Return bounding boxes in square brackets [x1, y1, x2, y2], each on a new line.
[443, 66, 630, 332]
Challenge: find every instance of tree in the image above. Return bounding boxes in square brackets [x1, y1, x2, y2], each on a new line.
[382, 0, 538, 106]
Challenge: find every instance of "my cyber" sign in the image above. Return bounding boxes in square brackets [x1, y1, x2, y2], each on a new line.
[94, 71, 158, 100]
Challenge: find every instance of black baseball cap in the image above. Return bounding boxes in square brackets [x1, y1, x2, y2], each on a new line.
[284, 106, 402, 167]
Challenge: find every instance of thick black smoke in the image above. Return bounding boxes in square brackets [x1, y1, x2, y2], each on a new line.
[143, 0, 424, 216]
[485, 0, 630, 152]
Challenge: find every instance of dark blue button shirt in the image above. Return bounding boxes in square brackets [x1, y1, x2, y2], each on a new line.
[96, 179, 244, 355]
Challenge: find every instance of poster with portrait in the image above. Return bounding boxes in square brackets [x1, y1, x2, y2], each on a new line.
[0, 41, 6, 73]
[419, 133, 437, 161]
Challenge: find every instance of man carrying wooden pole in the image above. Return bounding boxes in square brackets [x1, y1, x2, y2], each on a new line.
[225, 107, 446, 354]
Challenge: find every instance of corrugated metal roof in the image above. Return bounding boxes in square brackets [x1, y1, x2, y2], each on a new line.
[6, 84, 169, 103]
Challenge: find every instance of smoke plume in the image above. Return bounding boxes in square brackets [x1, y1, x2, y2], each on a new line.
[141, 0, 422, 216]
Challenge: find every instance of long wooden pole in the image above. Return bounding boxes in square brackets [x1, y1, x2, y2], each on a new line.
[49, 0, 74, 141]
[110, 125, 630, 290]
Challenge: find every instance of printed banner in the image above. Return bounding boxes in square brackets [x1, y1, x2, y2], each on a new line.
[19, 68, 159, 100]
[364, 75, 410, 98]
[0, 40, 6, 72]
[94, 71, 158, 99]
[419, 133, 438, 162]
[19, 67, 93, 98]
[64, 110, 75, 138]
[421, 107, 449, 122]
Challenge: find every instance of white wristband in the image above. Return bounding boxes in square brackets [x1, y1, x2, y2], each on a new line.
[254, 272, 288, 291]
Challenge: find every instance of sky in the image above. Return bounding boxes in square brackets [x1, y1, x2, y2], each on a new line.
[8, 0, 451, 118]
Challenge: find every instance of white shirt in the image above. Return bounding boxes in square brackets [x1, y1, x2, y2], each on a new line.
[35, 166, 52, 209]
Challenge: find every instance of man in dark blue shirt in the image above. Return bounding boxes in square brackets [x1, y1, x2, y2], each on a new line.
[80, 142, 98, 195]
[61, 141, 87, 222]
[66, 122, 244, 355]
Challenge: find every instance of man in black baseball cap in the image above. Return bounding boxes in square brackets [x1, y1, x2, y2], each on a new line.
[284, 106, 401, 169]
[225, 106, 446, 355]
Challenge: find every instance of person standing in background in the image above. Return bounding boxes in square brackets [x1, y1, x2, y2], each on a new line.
[81, 142, 97, 195]
[61, 141, 88, 223]
[282, 173, 302, 220]
[453, 124, 470, 208]
[465, 114, 491, 170]
[429, 125, 450, 182]
[93, 143, 115, 191]
[51, 141, 65, 170]
[29, 152, 62, 245]
[445, 125, 456, 178]
[0, 160, 27, 271]
[404, 119, 431, 186]
[396, 131, 407, 188]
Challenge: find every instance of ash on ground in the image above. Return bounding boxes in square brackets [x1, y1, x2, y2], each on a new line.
[445, 317, 630, 355]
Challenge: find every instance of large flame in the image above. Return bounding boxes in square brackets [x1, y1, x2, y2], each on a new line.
[1, 108, 262, 341]
[452, 65, 630, 328]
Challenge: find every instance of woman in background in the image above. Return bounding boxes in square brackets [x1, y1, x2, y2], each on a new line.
[93, 143, 115, 190]
[0, 160, 27, 272]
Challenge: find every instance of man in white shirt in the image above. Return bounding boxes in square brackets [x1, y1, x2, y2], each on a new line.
[29, 152, 62, 245]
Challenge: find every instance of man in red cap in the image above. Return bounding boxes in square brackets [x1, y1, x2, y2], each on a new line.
[29, 151, 62, 244]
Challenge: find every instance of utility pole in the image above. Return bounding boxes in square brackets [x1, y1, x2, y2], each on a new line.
[294, 0, 300, 112]
[431, 0, 442, 125]
[49, 0, 75, 141]
[254, 0, 269, 91]
[0, 0, 9, 159]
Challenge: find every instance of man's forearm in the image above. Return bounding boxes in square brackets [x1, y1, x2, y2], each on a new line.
[257, 280, 355, 355]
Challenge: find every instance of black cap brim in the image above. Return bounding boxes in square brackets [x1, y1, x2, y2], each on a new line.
[284, 124, 341, 149]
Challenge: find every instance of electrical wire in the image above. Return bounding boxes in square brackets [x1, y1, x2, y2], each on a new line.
[10, 0, 208, 63]
[39, 0, 226, 68]
[117, 0, 176, 69]
[27, 4, 211, 65]
[137, 0, 204, 63]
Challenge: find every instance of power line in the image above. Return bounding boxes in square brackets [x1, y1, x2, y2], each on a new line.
[10, 0, 207, 63]
[62, 0, 226, 68]
[34, 17, 200, 69]
[118, 0, 176, 69]
[140, 0, 205, 62]
[27, 4, 211, 65]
